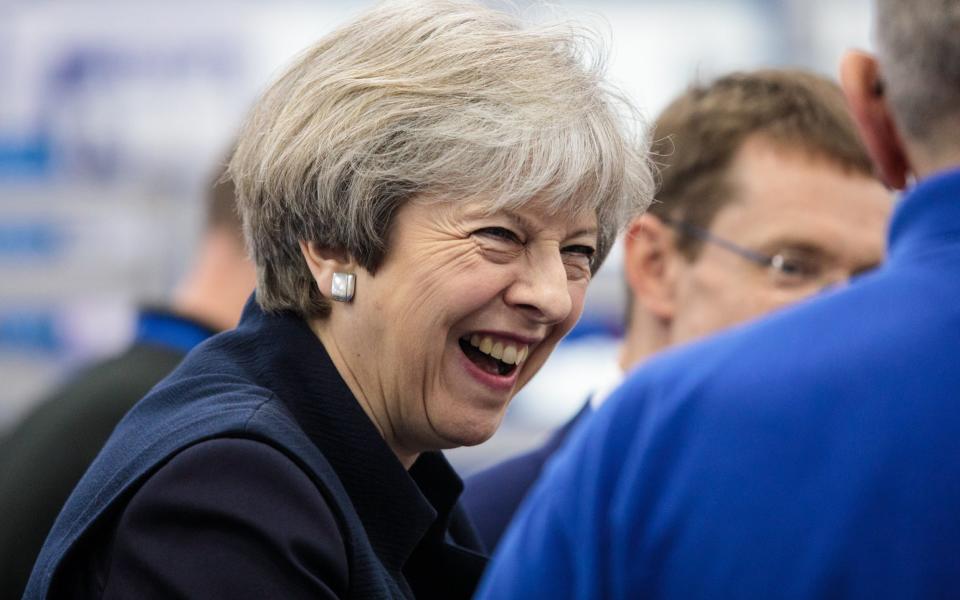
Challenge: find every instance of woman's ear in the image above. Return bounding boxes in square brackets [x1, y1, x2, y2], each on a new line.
[623, 214, 678, 321]
[839, 50, 912, 190]
[299, 241, 356, 301]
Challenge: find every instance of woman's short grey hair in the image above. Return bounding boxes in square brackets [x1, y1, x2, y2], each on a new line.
[230, 0, 654, 318]
[876, 0, 960, 153]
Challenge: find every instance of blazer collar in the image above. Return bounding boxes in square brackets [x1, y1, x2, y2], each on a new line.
[233, 298, 466, 574]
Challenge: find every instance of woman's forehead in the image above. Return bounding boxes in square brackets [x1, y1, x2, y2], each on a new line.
[447, 197, 599, 236]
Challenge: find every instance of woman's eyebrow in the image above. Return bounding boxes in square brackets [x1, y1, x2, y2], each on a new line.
[568, 226, 599, 240]
[500, 209, 598, 240]
[499, 209, 535, 232]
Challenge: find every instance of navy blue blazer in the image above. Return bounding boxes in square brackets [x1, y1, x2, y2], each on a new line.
[461, 403, 592, 552]
[26, 298, 485, 599]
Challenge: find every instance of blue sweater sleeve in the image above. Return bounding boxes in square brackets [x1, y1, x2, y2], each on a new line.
[101, 438, 349, 599]
[475, 390, 639, 599]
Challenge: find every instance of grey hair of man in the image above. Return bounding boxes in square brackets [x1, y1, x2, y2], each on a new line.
[875, 0, 960, 155]
[229, 0, 654, 318]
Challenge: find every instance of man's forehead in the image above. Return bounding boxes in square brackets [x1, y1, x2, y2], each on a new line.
[726, 138, 888, 206]
[713, 137, 892, 249]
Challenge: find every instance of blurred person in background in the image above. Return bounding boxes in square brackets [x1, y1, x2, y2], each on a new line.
[477, 0, 960, 597]
[25, 1, 652, 598]
[0, 163, 255, 600]
[462, 68, 892, 553]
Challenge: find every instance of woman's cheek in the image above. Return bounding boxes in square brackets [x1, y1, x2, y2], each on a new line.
[563, 283, 588, 323]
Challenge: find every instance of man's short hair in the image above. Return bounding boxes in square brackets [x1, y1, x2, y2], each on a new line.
[876, 0, 960, 155]
[648, 69, 875, 258]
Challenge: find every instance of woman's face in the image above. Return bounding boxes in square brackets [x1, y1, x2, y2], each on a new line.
[317, 197, 597, 460]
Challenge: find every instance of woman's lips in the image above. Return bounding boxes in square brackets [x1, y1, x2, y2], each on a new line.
[458, 353, 520, 392]
[457, 339, 522, 392]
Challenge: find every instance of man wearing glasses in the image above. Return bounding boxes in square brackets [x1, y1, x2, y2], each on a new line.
[462, 68, 892, 553]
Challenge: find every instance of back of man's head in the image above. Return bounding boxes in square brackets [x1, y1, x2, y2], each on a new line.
[205, 165, 244, 242]
[876, 0, 960, 159]
[648, 69, 873, 257]
[170, 159, 255, 332]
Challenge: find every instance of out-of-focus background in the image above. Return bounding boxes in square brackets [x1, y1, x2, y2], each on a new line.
[0, 0, 872, 473]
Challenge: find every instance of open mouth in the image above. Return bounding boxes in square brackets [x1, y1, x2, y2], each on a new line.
[458, 334, 529, 377]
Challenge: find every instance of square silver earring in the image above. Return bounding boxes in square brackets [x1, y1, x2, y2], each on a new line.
[330, 272, 355, 302]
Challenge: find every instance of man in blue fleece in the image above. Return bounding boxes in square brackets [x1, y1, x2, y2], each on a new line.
[476, 0, 960, 597]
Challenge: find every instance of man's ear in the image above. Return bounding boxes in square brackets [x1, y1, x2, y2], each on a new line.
[299, 241, 355, 301]
[623, 214, 678, 321]
[839, 50, 912, 190]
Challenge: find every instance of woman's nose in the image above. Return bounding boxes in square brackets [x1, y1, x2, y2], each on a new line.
[504, 250, 572, 324]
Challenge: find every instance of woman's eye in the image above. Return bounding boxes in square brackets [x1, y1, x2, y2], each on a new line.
[563, 245, 596, 268]
[562, 245, 595, 279]
[475, 227, 523, 244]
[563, 244, 596, 259]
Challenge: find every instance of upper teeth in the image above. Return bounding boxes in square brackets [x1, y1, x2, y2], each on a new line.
[468, 334, 529, 366]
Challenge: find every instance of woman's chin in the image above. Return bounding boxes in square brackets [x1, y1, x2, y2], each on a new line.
[449, 425, 497, 448]
[431, 406, 505, 449]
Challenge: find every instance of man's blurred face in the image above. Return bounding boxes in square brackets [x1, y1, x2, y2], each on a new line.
[668, 135, 893, 345]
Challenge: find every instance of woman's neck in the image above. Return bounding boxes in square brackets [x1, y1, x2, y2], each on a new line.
[307, 317, 420, 470]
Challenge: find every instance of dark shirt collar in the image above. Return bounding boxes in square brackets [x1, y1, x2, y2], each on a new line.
[135, 308, 219, 354]
[888, 168, 960, 265]
[234, 296, 467, 574]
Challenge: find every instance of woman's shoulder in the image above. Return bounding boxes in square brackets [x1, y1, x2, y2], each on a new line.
[98, 438, 351, 598]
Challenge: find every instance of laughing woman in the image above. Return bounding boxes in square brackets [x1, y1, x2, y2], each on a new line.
[26, 1, 652, 598]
